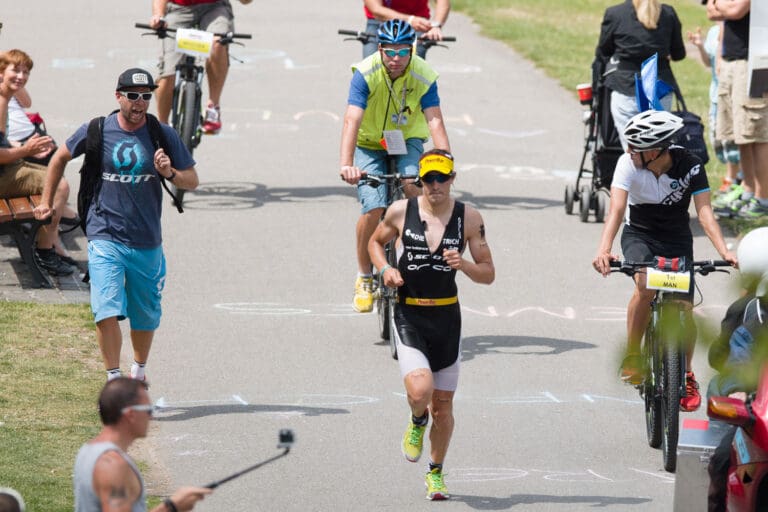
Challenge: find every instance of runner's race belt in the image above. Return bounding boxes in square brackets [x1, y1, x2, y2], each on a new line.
[403, 296, 458, 306]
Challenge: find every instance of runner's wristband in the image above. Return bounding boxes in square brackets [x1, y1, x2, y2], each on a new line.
[379, 264, 393, 277]
[164, 499, 178, 512]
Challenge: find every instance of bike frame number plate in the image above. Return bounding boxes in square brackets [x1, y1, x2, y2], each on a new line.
[175, 28, 214, 58]
[646, 268, 691, 293]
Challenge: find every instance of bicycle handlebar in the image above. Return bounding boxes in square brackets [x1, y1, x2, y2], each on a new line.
[337, 29, 456, 45]
[135, 22, 252, 41]
[609, 259, 732, 276]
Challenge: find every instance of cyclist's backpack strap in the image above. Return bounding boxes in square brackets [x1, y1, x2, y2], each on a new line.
[146, 113, 183, 213]
[76, 116, 106, 236]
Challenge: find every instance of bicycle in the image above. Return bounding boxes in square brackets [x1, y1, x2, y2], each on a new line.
[610, 257, 731, 472]
[338, 29, 456, 56]
[135, 22, 251, 205]
[357, 166, 416, 360]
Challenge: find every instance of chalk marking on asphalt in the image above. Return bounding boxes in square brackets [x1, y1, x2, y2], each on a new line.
[587, 469, 615, 482]
[293, 110, 340, 121]
[52, 58, 96, 69]
[451, 467, 656, 484]
[232, 394, 248, 405]
[629, 468, 675, 483]
[506, 306, 576, 319]
[449, 468, 529, 483]
[476, 127, 547, 139]
[283, 57, 320, 70]
[581, 394, 642, 405]
[542, 392, 562, 403]
[155, 396, 247, 409]
[295, 394, 379, 406]
[444, 114, 474, 126]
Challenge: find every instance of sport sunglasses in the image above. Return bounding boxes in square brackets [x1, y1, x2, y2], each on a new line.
[119, 91, 153, 101]
[382, 48, 412, 58]
[421, 173, 452, 184]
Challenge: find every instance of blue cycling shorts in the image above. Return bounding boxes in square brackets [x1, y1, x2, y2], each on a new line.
[355, 139, 423, 214]
[88, 240, 166, 330]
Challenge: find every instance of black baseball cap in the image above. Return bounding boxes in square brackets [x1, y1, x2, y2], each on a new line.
[116, 68, 158, 91]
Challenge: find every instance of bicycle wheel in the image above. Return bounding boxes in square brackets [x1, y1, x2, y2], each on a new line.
[660, 304, 681, 472]
[643, 318, 662, 449]
[172, 80, 200, 204]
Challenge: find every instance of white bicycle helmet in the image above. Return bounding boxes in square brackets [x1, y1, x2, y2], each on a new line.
[623, 110, 684, 149]
[737, 227, 768, 296]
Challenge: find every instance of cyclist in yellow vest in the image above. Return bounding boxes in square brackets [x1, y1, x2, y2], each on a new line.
[340, 19, 450, 313]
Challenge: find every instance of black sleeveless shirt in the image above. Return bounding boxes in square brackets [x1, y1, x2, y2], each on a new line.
[397, 197, 466, 301]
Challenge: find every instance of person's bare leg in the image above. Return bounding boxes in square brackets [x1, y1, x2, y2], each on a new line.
[156, 76, 174, 124]
[130, 329, 154, 370]
[428, 390, 455, 465]
[96, 317, 123, 370]
[357, 209, 383, 274]
[205, 40, 228, 108]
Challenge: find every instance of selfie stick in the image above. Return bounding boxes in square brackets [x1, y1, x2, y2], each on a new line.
[204, 429, 294, 489]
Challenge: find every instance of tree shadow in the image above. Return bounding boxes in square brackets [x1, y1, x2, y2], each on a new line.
[173, 181, 562, 212]
[153, 403, 348, 422]
[461, 335, 596, 362]
[451, 493, 652, 510]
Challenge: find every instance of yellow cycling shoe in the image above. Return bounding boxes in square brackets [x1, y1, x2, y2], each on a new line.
[353, 276, 373, 313]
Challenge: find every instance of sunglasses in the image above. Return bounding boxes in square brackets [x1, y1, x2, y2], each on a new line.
[421, 173, 452, 184]
[122, 404, 155, 417]
[382, 48, 411, 58]
[628, 146, 661, 155]
[119, 91, 153, 101]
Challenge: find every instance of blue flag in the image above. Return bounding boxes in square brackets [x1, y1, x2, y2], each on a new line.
[635, 53, 674, 111]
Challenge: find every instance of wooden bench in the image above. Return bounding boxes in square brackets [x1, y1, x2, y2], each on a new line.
[0, 194, 54, 288]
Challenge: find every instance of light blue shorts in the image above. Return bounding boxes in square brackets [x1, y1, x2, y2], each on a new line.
[88, 240, 166, 330]
[355, 139, 423, 214]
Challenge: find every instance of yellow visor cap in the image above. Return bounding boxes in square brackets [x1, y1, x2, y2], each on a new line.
[418, 153, 454, 177]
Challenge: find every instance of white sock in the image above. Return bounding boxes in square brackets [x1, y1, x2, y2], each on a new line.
[131, 361, 146, 380]
[106, 368, 122, 381]
[741, 191, 755, 201]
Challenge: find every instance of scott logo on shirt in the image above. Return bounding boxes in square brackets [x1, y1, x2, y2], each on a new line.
[104, 138, 155, 184]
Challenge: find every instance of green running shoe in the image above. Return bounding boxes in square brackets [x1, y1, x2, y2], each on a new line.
[737, 198, 768, 219]
[425, 468, 450, 500]
[712, 184, 743, 210]
[401, 419, 426, 462]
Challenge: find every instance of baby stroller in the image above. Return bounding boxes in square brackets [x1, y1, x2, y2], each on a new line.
[565, 61, 624, 222]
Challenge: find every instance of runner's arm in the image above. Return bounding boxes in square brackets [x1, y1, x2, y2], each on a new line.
[446, 206, 493, 284]
[592, 186, 627, 276]
[340, 105, 365, 184]
[369, 200, 406, 287]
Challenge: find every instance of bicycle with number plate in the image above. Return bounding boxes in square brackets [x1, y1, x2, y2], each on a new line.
[337, 29, 455, 56]
[135, 22, 251, 205]
[610, 257, 731, 472]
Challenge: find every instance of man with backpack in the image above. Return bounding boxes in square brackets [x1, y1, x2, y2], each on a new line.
[34, 68, 197, 382]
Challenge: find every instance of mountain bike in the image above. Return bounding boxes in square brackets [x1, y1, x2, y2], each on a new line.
[610, 257, 731, 472]
[338, 29, 455, 56]
[135, 22, 251, 205]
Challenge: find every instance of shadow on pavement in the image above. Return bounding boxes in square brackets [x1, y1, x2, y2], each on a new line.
[461, 335, 595, 361]
[173, 181, 562, 212]
[154, 403, 349, 422]
[450, 493, 651, 509]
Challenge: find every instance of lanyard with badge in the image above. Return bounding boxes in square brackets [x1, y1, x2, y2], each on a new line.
[380, 74, 408, 155]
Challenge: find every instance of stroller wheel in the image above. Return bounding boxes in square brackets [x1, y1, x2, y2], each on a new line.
[595, 189, 608, 223]
[564, 184, 575, 215]
[579, 185, 591, 222]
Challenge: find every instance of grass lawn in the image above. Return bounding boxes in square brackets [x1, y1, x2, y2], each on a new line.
[0, 302, 102, 511]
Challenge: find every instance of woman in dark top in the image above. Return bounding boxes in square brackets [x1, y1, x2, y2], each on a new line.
[595, 0, 686, 149]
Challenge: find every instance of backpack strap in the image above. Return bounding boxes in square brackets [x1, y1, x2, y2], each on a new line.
[146, 113, 184, 213]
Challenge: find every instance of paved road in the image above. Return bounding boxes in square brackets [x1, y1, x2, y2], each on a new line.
[3, 2, 740, 511]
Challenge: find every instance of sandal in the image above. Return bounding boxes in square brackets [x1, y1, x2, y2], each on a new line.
[619, 353, 644, 386]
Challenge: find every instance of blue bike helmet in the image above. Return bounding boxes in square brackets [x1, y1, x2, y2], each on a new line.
[377, 19, 416, 46]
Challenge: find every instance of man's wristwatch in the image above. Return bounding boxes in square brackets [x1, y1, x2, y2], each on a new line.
[430, 21, 442, 28]
[167, 169, 177, 181]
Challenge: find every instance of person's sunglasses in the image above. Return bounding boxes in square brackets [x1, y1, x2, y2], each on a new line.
[421, 173, 452, 184]
[119, 91, 153, 102]
[382, 48, 411, 58]
[628, 146, 661, 155]
[122, 404, 155, 417]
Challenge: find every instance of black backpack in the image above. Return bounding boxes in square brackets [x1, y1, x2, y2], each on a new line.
[76, 111, 183, 235]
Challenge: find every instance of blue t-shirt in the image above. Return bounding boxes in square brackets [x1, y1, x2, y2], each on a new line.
[66, 114, 194, 248]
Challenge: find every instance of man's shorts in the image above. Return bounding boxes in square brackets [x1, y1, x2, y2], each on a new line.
[157, 0, 235, 78]
[0, 160, 46, 198]
[393, 303, 462, 391]
[354, 138, 423, 214]
[88, 240, 166, 330]
[717, 59, 768, 145]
